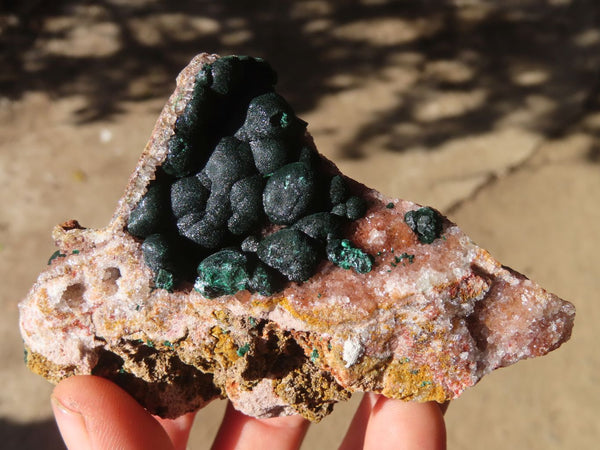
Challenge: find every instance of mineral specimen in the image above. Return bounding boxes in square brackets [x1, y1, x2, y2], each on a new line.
[19, 53, 575, 421]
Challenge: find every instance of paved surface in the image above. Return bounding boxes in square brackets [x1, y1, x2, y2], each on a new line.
[1, 1, 598, 448]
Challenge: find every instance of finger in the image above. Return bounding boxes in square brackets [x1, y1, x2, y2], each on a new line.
[155, 411, 197, 450]
[52, 375, 175, 450]
[340, 394, 446, 450]
[338, 393, 378, 449]
[212, 401, 310, 450]
[364, 395, 446, 450]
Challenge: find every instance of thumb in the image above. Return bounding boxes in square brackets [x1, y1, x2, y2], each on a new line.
[51, 375, 177, 450]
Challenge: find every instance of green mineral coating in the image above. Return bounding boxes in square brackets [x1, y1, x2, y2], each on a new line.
[310, 348, 319, 362]
[146, 340, 155, 348]
[395, 253, 415, 265]
[72, 249, 80, 254]
[248, 317, 257, 327]
[23, 348, 28, 364]
[404, 207, 443, 244]
[119, 367, 125, 374]
[237, 343, 250, 357]
[163, 341, 174, 348]
[420, 381, 432, 387]
[410, 369, 419, 375]
[386, 202, 394, 209]
[195, 249, 251, 298]
[326, 239, 373, 274]
[47, 250, 66, 265]
[154, 269, 175, 292]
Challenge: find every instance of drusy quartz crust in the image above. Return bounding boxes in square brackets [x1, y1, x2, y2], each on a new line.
[126, 55, 372, 297]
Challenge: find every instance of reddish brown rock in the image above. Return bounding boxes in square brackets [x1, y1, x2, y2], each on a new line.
[19, 54, 575, 421]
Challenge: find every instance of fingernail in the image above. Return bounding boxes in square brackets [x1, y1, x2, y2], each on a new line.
[51, 395, 92, 450]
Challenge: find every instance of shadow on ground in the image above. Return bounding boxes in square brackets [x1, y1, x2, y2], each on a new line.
[0, 418, 65, 450]
[2, 0, 600, 159]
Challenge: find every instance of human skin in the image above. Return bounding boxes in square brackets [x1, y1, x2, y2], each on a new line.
[51, 375, 447, 450]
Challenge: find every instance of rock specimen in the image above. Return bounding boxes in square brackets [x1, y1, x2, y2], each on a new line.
[19, 53, 575, 421]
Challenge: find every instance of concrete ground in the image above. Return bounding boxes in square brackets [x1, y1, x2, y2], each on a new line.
[1, 1, 598, 448]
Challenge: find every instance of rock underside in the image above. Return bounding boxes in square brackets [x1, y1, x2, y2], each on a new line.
[19, 53, 575, 421]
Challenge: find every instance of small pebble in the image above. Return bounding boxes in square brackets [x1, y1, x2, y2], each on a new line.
[248, 261, 281, 296]
[162, 135, 197, 178]
[170, 174, 209, 218]
[257, 229, 320, 282]
[209, 56, 244, 96]
[249, 138, 289, 175]
[404, 207, 443, 244]
[263, 162, 316, 225]
[203, 189, 232, 227]
[177, 212, 225, 249]
[175, 85, 212, 138]
[142, 234, 175, 273]
[204, 137, 255, 187]
[127, 183, 168, 238]
[228, 175, 264, 235]
[331, 203, 347, 217]
[345, 196, 367, 220]
[298, 145, 317, 168]
[329, 175, 348, 206]
[236, 92, 304, 141]
[292, 212, 342, 243]
[241, 236, 260, 253]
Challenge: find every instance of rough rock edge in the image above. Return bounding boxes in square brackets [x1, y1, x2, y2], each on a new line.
[19, 53, 575, 421]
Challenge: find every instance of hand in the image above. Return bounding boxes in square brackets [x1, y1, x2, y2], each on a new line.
[51, 375, 447, 449]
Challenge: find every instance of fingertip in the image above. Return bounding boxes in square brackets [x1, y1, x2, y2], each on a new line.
[155, 411, 197, 450]
[364, 397, 446, 450]
[212, 402, 310, 450]
[51, 393, 91, 450]
[51, 375, 175, 450]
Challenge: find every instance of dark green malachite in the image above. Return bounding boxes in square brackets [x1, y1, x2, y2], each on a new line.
[127, 55, 373, 295]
